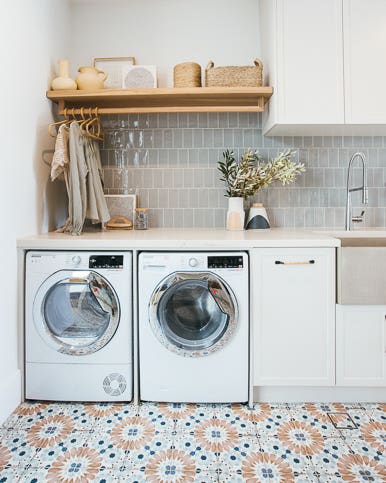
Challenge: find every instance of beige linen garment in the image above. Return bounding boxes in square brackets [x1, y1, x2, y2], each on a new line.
[50, 124, 70, 193]
[55, 122, 109, 234]
[63, 121, 88, 235]
[84, 138, 110, 225]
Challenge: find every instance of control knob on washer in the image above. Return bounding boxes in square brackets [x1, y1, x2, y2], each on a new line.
[188, 257, 198, 267]
[72, 255, 81, 266]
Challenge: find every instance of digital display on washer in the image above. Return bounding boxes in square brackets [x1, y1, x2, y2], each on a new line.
[208, 256, 243, 269]
[89, 255, 124, 269]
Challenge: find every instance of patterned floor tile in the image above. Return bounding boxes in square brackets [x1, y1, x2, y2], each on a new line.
[257, 437, 315, 477]
[31, 430, 91, 467]
[254, 406, 292, 438]
[215, 403, 271, 436]
[1, 401, 385, 482]
[18, 446, 105, 482]
[0, 430, 37, 469]
[2, 402, 49, 431]
[0, 464, 30, 482]
[219, 449, 297, 482]
[286, 406, 343, 439]
[216, 435, 261, 476]
[172, 403, 218, 433]
[307, 437, 349, 476]
[171, 432, 219, 473]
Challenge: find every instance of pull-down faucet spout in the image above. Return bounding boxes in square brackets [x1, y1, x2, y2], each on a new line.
[345, 152, 368, 231]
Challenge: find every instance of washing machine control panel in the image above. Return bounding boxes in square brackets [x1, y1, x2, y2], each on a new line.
[208, 256, 243, 269]
[89, 255, 124, 269]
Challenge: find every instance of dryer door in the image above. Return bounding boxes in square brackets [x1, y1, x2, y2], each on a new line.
[149, 272, 238, 357]
[33, 270, 120, 355]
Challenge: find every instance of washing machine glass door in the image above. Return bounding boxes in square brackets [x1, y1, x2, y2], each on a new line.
[34, 271, 120, 355]
[150, 272, 238, 357]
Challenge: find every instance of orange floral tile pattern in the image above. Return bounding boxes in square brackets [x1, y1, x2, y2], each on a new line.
[145, 449, 195, 482]
[27, 415, 75, 448]
[241, 452, 294, 482]
[0, 401, 385, 481]
[277, 420, 324, 455]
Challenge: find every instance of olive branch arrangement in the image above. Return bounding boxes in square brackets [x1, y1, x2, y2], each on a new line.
[217, 148, 305, 198]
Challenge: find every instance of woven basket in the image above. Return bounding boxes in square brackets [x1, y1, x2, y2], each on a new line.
[173, 62, 202, 87]
[205, 59, 263, 87]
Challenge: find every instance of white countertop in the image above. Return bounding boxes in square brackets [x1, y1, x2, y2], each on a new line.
[17, 228, 340, 249]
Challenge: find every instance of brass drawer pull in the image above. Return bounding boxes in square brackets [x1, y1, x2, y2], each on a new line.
[275, 260, 315, 265]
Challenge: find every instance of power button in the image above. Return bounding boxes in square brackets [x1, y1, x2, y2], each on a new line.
[72, 255, 81, 265]
[188, 258, 198, 267]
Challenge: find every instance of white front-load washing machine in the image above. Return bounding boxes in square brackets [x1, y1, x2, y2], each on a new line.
[26, 251, 132, 401]
[139, 251, 249, 403]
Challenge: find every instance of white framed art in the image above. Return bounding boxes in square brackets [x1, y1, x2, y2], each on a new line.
[94, 57, 136, 88]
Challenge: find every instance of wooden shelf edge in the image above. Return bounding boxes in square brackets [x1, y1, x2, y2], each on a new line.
[47, 86, 273, 114]
[47, 86, 273, 100]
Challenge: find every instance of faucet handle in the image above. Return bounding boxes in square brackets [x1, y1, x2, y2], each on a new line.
[352, 210, 365, 223]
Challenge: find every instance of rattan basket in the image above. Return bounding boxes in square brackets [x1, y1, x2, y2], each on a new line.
[205, 59, 263, 87]
[173, 62, 202, 87]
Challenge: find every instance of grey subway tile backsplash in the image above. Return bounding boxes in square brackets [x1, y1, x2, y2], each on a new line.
[100, 114, 386, 228]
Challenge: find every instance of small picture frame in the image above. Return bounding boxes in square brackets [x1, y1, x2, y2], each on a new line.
[93, 57, 136, 89]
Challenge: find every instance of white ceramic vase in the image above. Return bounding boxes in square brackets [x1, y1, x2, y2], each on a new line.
[226, 197, 245, 231]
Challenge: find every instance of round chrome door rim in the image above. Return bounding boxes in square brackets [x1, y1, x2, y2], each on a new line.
[33, 270, 120, 356]
[149, 271, 238, 357]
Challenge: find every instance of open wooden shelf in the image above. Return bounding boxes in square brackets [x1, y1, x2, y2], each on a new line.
[47, 87, 273, 114]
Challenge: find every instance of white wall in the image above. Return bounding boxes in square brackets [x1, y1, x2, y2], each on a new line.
[69, 0, 261, 86]
[0, 0, 70, 423]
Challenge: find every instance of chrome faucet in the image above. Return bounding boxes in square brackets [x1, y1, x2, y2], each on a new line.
[345, 152, 368, 230]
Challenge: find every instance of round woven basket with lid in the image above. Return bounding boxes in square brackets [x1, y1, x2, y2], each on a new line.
[173, 62, 202, 87]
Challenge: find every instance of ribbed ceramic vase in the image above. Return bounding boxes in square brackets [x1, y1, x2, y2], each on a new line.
[51, 60, 77, 90]
[226, 197, 245, 231]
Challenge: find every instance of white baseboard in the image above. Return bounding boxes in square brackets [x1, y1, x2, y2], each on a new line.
[253, 386, 386, 403]
[0, 370, 21, 424]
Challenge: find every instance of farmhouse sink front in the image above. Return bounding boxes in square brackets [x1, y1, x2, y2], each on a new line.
[337, 234, 386, 304]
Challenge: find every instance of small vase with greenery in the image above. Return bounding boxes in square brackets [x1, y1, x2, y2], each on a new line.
[217, 148, 305, 230]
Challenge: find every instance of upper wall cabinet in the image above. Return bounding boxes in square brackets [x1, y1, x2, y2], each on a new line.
[260, 0, 386, 135]
[343, 0, 386, 124]
[260, 0, 344, 136]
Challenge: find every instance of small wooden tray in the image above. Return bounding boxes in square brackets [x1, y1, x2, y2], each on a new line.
[105, 216, 133, 230]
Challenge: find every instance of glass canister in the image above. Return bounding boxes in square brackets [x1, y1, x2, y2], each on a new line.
[134, 208, 149, 230]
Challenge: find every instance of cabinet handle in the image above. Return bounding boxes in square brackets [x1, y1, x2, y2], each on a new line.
[275, 260, 315, 265]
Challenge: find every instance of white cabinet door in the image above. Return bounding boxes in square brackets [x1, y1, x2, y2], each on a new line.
[260, 0, 344, 135]
[252, 248, 335, 386]
[336, 305, 386, 386]
[343, 0, 386, 124]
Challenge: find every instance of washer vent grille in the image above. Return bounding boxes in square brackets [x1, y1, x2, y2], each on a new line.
[103, 373, 127, 396]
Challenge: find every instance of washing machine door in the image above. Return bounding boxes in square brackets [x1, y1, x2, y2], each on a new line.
[33, 270, 120, 356]
[149, 272, 238, 357]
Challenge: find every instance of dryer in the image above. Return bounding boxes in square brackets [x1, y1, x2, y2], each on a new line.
[139, 251, 249, 403]
[26, 251, 132, 401]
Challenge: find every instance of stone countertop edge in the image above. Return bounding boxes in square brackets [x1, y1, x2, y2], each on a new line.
[16, 228, 341, 249]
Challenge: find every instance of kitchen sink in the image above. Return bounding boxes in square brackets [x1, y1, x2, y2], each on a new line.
[336, 235, 386, 304]
[339, 237, 386, 247]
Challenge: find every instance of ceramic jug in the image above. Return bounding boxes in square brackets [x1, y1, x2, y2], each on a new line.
[51, 60, 77, 90]
[76, 66, 108, 90]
